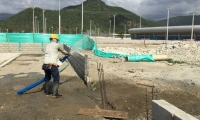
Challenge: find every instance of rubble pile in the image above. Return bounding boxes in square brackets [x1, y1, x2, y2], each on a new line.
[158, 42, 200, 63]
[99, 42, 200, 63]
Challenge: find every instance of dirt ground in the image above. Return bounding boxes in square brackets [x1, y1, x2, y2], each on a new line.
[0, 41, 200, 120]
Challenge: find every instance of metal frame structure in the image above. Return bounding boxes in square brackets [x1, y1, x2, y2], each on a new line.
[128, 25, 200, 40]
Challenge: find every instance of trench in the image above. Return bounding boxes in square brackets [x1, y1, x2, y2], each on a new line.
[84, 75, 200, 119]
[1, 53, 200, 119]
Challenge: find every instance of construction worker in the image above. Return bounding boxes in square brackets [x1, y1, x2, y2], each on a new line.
[42, 34, 71, 98]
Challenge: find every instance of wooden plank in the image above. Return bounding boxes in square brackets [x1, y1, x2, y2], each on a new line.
[136, 82, 155, 87]
[77, 108, 128, 119]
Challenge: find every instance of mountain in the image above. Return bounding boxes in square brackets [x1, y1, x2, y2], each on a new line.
[0, 0, 160, 34]
[0, 13, 14, 21]
[156, 15, 200, 26]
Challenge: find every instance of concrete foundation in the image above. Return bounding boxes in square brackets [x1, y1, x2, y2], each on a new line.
[152, 100, 198, 120]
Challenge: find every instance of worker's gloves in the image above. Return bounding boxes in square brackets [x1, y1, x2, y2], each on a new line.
[67, 52, 71, 56]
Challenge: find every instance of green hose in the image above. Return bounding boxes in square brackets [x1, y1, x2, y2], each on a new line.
[59, 60, 69, 73]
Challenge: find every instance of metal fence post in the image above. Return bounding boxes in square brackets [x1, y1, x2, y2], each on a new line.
[41, 42, 44, 51]
[18, 42, 22, 51]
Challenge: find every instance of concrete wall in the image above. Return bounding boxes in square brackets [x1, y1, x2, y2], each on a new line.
[0, 43, 45, 52]
[21, 43, 43, 51]
[63, 44, 89, 85]
[152, 100, 198, 120]
[0, 43, 19, 52]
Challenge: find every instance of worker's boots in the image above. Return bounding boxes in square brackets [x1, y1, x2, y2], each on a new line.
[52, 83, 62, 98]
[44, 82, 51, 96]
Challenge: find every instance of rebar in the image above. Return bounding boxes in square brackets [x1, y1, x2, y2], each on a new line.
[97, 62, 107, 109]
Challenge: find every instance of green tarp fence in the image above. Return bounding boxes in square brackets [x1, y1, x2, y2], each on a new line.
[0, 33, 154, 62]
[84, 35, 154, 62]
[0, 33, 83, 47]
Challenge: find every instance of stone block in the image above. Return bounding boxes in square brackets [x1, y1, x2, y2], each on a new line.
[152, 100, 198, 120]
[152, 100, 175, 120]
[174, 113, 198, 120]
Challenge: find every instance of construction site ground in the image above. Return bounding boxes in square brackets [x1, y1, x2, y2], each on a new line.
[0, 40, 200, 120]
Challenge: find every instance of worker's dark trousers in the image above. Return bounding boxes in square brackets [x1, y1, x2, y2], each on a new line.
[42, 65, 60, 83]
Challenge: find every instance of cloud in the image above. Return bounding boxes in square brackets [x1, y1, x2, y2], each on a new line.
[140, 0, 200, 20]
[0, 0, 200, 20]
[0, 0, 30, 13]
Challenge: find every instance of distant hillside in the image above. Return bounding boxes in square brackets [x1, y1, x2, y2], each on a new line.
[0, 0, 160, 34]
[0, 13, 14, 21]
[156, 15, 200, 26]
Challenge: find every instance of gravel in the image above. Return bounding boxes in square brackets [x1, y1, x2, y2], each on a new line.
[99, 41, 200, 64]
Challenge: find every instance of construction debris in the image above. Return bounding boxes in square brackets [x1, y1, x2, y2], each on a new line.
[99, 42, 200, 63]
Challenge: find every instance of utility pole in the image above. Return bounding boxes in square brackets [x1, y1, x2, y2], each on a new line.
[81, 0, 83, 34]
[90, 20, 92, 36]
[124, 26, 126, 38]
[43, 10, 45, 33]
[113, 15, 116, 38]
[166, 7, 170, 44]
[38, 20, 39, 33]
[140, 13, 141, 28]
[45, 18, 47, 33]
[32, 6, 35, 42]
[191, 12, 195, 44]
[98, 28, 100, 37]
[6, 29, 10, 51]
[109, 20, 111, 37]
[35, 16, 37, 33]
[59, 0, 61, 34]
[81, 0, 84, 49]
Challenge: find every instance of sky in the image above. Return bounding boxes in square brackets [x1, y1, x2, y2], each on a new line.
[0, 0, 199, 21]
